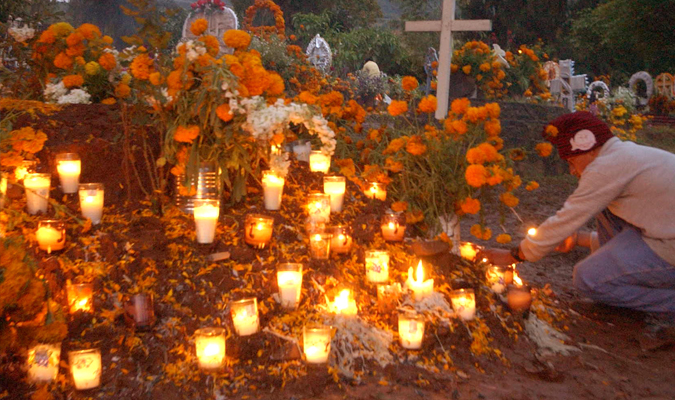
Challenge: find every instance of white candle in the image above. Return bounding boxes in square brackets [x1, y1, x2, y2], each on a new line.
[307, 193, 330, 223]
[365, 182, 386, 201]
[27, 344, 61, 383]
[303, 325, 332, 363]
[67, 282, 94, 314]
[231, 298, 259, 336]
[69, 349, 101, 390]
[244, 214, 274, 249]
[78, 183, 104, 224]
[398, 314, 425, 349]
[56, 153, 81, 194]
[36, 220, 66, 253]
[193, 199, 219, 244]
[365, 250, 389, 283]
[277, 263, 302, 309]
[24, 173, 51, 214]
[450, 288, 476, 321]
[329, 225, 352, 254]
[262, 170, 284, 210]
[381, 213, 406, 241]
[293, 141, 311, 162]
[323, 176, 346, 212]
[194, 327, 226, 370]
[309, 151, 331, 173]
[405, 260, 434, 301]
[309, 233, 332, 259]
[328, 289, 357, 316]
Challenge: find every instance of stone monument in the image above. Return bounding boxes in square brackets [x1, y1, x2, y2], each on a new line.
[654, 73, 674, 99]
[628, 71, 653, 107]
[586, 81, 610, 101]
[182, 3, 238, 55]
[305, 34, 332, 73]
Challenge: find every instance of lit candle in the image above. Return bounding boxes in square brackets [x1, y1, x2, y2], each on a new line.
[303, 325, 332, 363]
[405, 260, 434, 301]
[14, 159, 37, 181]
[309, 232, 332, 259]
[36, 219, 66, 253]
[398, 313, 425, 350]
[277, 263, 302, 309]
[27, 343, 61, 383]
[459, 242, 479, 261]
[507, 272, 533, 313]
[68, 349, 101, 390]
[0, 172, 7, 209]
[527, 227, 537, 237]
[307, 192, 331, 224]
[323, 175, 346, 212]
[450, 288, 476, 321]
[55, 153, 81, 194]
[67, 282, 94, 314]
[309, 150, 331, 173]
[194, 327, 226, 370]
[231, 298, 259, 336]
[365, 181, 386, 201]
[244, 214, 274, 249]
[24, 173, 51, 215]
[328, 289, 357, 316]
[262, 170, 284, 210]
[193, 199, 219, 244]
[293, 141, 311, 162]
[380, 212, 406, 241]
[78, 183, 104, 225]
[485, 264, 513, 294]
[328, 225, 352, 254]
[365, 250, 389, 283]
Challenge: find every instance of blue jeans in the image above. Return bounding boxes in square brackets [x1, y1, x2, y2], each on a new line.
[573, 210, 675, 312]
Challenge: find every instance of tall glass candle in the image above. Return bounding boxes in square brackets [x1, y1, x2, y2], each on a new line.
[124, 293, 156, 330]
[381, 212, 406, 241]
[24, 173, 51, 215]
[398, 313, 425, 349]
[194, 327, 226, 370]
[303, 325, 332, 363]
[262, 170, 284, 210]
[309, 232, 332, 259]
[36, 219, 66, 253]
[78, 183, 104, 225]
[244, 214, 274, 249]
[309, 150, 331, 173]
[365, 181, 386, 201]
[307, 192, 331, 223]
[67, 282, 94, 314]
[405, 260, 434, 301]
[231, 298, 259, 336]
[328, 225, 352, 254]
[365, 250, 389, 283]
[450, 288, 476, 321]
[27, 343, 61, 383]
[69, 349, 101, 390]
[55, 153, 81, 194]
[323, 175, 346, 212]
[277, 263, 302, 309]
[193, 199, 219, 244]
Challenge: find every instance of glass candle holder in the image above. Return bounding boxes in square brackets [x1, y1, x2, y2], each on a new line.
[24, 173, 51, 215]
[305, 217, 327, 236]
[309, 150, 331, 173]
[244, 214, 274, 249]
[450, 288, 476, 321]
[303, 324, 332, 364]
[194, 327, 226, 370]
[277, 263, 303, 309]
[78, 183, 104, 225]
[68, 348, 101, 390]
[365, 181, 386, 201]
[15, 159, 37, 181]
[398, 313, 425, 350]
[485, 265, 514, 294]
[507, 284, 533, 313]
[262, 170, 284, 210]
[293, 140, 311, 162]
[231, 298, 259, 336]
[55, 153, 81, 194]
[405, 260, 434, 301]
[381, 212, 406, 242]
[193, 199, 219, 244]
[306, 192, 331, 224]
[309, 232, 332, 260]
[328, 225, 352, 254]
[328, 289, 357, 316]
[365, 250, 390, 283]
[124, 293, 156, 330]
[323, 175, 346, 213]
[67, 282, 94, 314]
[36, 219, 66, 254]
[27, 343, 61, 383]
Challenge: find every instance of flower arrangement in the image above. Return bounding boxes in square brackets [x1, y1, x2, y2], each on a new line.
[243, 0, 286, 39]
[504, 43, 550, 101]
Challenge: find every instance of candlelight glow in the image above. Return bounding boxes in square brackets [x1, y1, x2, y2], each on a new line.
[513, 272, 523, 286]
[459, 243, 478, 261]
[405, 261, 434, 301]
[329, 289, 357, 316]
[527, 227, 537, 236]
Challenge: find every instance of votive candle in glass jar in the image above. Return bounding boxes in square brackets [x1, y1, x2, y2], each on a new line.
[69, 348, 101, 390]
[398, 313, 425, 350]
[309, 150, 331, 173]
[365, 250, 389, 283]
[36, 219, 66, 254]
[194, 327, 226, 370]
[450, 288, 476, 321]
[309, 232, 332, 260]
[244, 214, 274, 249]
[277, 263, 303, 309]
[55, 153, 81, 194]
[307, 192, 331, 223]
[328, 225, 352, 254]
[303, 324, 332, 363]
[262, 170, 284, 210]
[365, 181, 386, 201]
[78, 183, 104, 225]
[231, 298, 259, 336]
[24, 173, 51, 215]
[124, 293, 156, 330]
[485, 264, 513, 294]
[323, 175, 346, 212]
[405, 260, 434, 301]
[381, 212, 406, 242]
[67, 282, 94, 314]
[193, 199, 219, 244]
[27, 343, 61, 383]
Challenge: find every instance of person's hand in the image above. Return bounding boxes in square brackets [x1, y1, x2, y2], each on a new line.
[477, 248, 516, 266]
[555, 232, 578, 253]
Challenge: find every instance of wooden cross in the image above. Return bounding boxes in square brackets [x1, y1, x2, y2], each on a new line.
[405, 0, 492, 119]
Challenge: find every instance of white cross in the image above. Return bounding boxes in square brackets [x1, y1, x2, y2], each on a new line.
[405, 0, 492, 119]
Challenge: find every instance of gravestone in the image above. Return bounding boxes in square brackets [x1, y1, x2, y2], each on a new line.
[587, 81, 610, 101]
[550, 60, 586, 112]
[542, 61, 560, 84]
[182, 6, 238, 55]
[628, 71, 653, 107]
[654, 73, 674, 99]
[423, 47, 438, 95]
[305, 34, 332, 73]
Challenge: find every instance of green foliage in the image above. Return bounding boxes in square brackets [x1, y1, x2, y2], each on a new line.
[0, 0, 64, 26]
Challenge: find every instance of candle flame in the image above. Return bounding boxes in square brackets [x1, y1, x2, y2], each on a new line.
[459, 243, 478, 260]
[314, 201, 322, 210]
[513, 271, 523, 286]
[203, 342, 222, 357]
[369, 185, 377, 193]
[338, 234, 345, 241]
[388, 222, 395, 230]
[410, 260, 424, 283]
[256, 223, 264, 231]
[334, 289, 351, 311]
[313, 234, 322, 241]
[527, 227, 537, 236]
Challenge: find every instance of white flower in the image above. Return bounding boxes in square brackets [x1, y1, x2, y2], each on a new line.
[44, 81, 68, 103]
[57, 89, 92, 105]
[8, 25, 35, 43]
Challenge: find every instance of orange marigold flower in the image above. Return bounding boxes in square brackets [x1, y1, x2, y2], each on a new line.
[478, 142, 500, 162]
[149, 72, 162, 86]
[405, 135, 427, 156]
[335, 158, 356, 177]
[451, 119, 468, 135]
[451, 98, 470, 115]
[417, 95, 437, 113]
[190, 18, 208, 36]
[98, 53, 116, 71]
[368, 129, 381, 142]
[509, 148, 526, 161]
[223, 30, 251, 50]
[524, 89, 533, 97]
[53, 52, 73, 69]
[216, 104, 233, 122]
[266, 72, 285, 96]
[401, 76, 419, 91]
[496, 234, 512, 244]
[167, 70, 183, 91]
[115, 83, 131, 98]
[488, 136, 504, 150]
[525, 181, 539, 191]
[62, 74, 84, 88]
[479, 63, 491, 72]
[297, 91, 317, 105]
[174, 125, 200, 143]
[383, 137, 407, 155]
[484, 119, 501, 136]
[201, 35, 220, 57]
[535, 142, 553, 157]
[484, 102, 500, 119]
[460, 197, 481, 214]
[77, 23, 101, 40]
[65, 31, 84, 47]
[462, 65, 472, 74]
[451, 64, 459, 73]
[465, 106, 488, 123]
[466, 147, 487, 165]
[101, 98, 116, 105]
[391, 201, 409, 212]
[387, 100, 408, 117]
[465, 164, 488, 188]
[500, 192, 519, 208]
[130, 53, 153, 80]
[385, 157, 404, 173]
[487, 167, 504, 186]
[37, 29, 56, 44]
[544, 124, 558, 137]
[49, 22, 74, 37]
[470, 224, 492, 240]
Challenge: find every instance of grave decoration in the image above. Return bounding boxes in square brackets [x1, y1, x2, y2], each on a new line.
[628, 71, 654, 107]
[305, 34, 332, 73]
[183, 0, 239, 54]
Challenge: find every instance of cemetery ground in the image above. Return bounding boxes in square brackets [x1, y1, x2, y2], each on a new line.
[2, 108, 675, 400]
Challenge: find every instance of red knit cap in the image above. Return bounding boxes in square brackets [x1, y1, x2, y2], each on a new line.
[543, 111, 614, 159]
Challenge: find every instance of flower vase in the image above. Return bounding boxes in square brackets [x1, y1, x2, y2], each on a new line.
[174, 162, 221, 213]
[439, 213, 461, 255]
